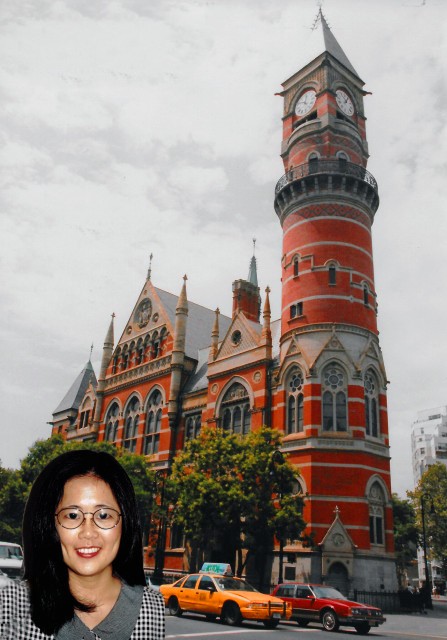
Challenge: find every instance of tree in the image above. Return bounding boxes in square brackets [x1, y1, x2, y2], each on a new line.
[0, 436, 156, 546]
[392, 493, 418, 588]
[167, 426, 306, 586]
[408, 463, 447, 574]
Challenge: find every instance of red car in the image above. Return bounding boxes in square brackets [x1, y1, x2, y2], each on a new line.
[272, 583, 385, 634]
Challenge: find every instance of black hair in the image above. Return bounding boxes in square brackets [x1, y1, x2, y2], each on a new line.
[22, 449, 146, 634]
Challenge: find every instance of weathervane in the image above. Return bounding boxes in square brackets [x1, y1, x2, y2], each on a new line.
[252, 237, 256, 255]
[147, 253, 153, 280]
[89, 343, 94, 360]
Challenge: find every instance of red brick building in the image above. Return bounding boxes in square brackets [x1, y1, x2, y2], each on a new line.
[52, 11, 397, 592]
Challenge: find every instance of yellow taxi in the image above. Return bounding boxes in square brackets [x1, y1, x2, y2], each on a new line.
[159, 563, 291, 628]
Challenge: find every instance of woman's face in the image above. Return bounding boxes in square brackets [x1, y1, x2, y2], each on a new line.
[55, 475, 122, 582]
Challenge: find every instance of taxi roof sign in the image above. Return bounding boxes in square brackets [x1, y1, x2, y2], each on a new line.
[199, 562, 233, 576]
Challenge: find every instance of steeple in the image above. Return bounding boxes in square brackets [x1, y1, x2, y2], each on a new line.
[309, 8, 359, 78]
[232, 242, 261, 322]
[93, 314, 115, 429]
[247, 238, 258, 287]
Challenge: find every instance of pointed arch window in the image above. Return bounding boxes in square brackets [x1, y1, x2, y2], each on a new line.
[364, 369, 380, 438]
[185, 413, 201, 442]
[369, 482, 385, 546]
[123, 396, 139, 452]
[322, 364, 347, 432]
[121, 346, 129, 370]
[136, 338, 144, 365]
[220, 383, 251, 435]
[286, 366, 304, 434]
[105, 402, 119, 442]
[144, 389, 162, 455]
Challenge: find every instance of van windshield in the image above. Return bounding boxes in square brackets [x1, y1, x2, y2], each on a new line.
[0, 546, 22, 560]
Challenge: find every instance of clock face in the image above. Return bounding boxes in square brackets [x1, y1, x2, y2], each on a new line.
[336, 89, 354, 116]
[295, 89, 317, 116]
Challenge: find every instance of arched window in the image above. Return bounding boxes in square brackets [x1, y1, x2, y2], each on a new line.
[364, 369, 380, 438]
[121, 346, 129, 370]
[369, 482, 385, 546]
[185, 413, 201, 442]
[152, 331, 160, 359]
[363, 284, 369, 306]
[136, 338, 144, 365]
[286, 366, 304, 434]
[337, 151, 348, 172]
[220, 383, 251, 435]
[308, 152, 319, 173]
[328, 264, 337, 286]
[293, 257, 299, 277]
[144, 389, 162, 455]
[322, 364, 347, 432]
[105, 402, 119, 442]
[123, 396, 139, 452]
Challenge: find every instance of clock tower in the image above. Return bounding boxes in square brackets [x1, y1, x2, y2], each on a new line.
[273, 11, 397, 592]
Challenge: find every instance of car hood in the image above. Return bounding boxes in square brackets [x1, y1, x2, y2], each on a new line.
[225, 591, 283, 603]
[319, 597, 380, 611]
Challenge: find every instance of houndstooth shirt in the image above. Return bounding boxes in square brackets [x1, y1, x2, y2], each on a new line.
[0, 582, 165, 640]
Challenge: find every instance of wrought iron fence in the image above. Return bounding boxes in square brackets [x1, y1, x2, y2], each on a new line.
[275, 160, 378, 195]
[353, 589, 401, 613]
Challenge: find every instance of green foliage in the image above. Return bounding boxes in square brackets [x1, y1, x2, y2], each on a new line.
[392, 493, 418, 586]
[167, 426, 306, 575]
[0, 436, 156, 545]
[408, 463, 447, 568]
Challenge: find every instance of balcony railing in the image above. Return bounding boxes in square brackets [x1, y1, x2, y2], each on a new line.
[275, 160, 378, 195]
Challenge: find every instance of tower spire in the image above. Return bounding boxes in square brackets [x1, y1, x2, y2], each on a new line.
[147, 253, 154, 281]
[92, 313, 115, 431]
[247, 238, 258, 287]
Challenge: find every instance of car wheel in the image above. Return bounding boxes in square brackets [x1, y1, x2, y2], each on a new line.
[321, 609, 339, 632]
[354, 623, 371, 635]
[205, 614, 217, 622]
[222, 602, 242, 626]
[263, 619, 280, 629]
[168, 597, 183, 617]
[296, 619, 309, 627]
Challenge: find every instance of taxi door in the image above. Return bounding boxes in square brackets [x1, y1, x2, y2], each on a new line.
[177, 574, 200, 612]
[196, 575, 220, 616]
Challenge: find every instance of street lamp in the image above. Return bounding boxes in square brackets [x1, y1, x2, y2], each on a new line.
[420, 493, 434, 610]
[153, 468, 170, 582]
[270, 449, 285, 585]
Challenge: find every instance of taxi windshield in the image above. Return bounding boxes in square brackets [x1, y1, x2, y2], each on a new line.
[216, 577, 259, 592]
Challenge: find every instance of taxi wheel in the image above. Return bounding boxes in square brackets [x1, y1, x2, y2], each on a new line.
[263, 619, 280, 629]
[222, 602, 242, 626]
[168, 597, 183, 617]
[321, 609, 339, 632]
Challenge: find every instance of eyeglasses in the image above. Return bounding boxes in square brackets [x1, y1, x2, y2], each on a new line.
[55, 507, 122, 530]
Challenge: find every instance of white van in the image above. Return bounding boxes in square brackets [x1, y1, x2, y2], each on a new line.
[0, 541, 23, 581]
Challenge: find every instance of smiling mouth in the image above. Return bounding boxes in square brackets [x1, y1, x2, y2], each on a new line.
[76, 547, 101, 558]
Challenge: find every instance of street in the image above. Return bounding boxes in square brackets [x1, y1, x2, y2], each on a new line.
[165, 602, 447, 640]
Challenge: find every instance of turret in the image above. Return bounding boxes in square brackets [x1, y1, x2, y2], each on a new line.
[168, 276, 188, 427]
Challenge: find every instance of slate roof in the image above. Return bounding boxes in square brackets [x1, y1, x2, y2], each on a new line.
[155, 288, 232, 361]
[53, 361, 97, 415]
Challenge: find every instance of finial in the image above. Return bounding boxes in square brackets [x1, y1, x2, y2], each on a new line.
[252, 237, 256, 255]
[183, 274, 188, 282]
[147, 253, 153, 280]
[112, 312, 116, 319]
[215, 307, 220, 315]
[334, 505, 340, 515]
[265, 286, 271, 295]
[89, 343, 94, 360]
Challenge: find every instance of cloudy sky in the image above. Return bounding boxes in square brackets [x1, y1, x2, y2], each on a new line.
[1, 0, 446, 497]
